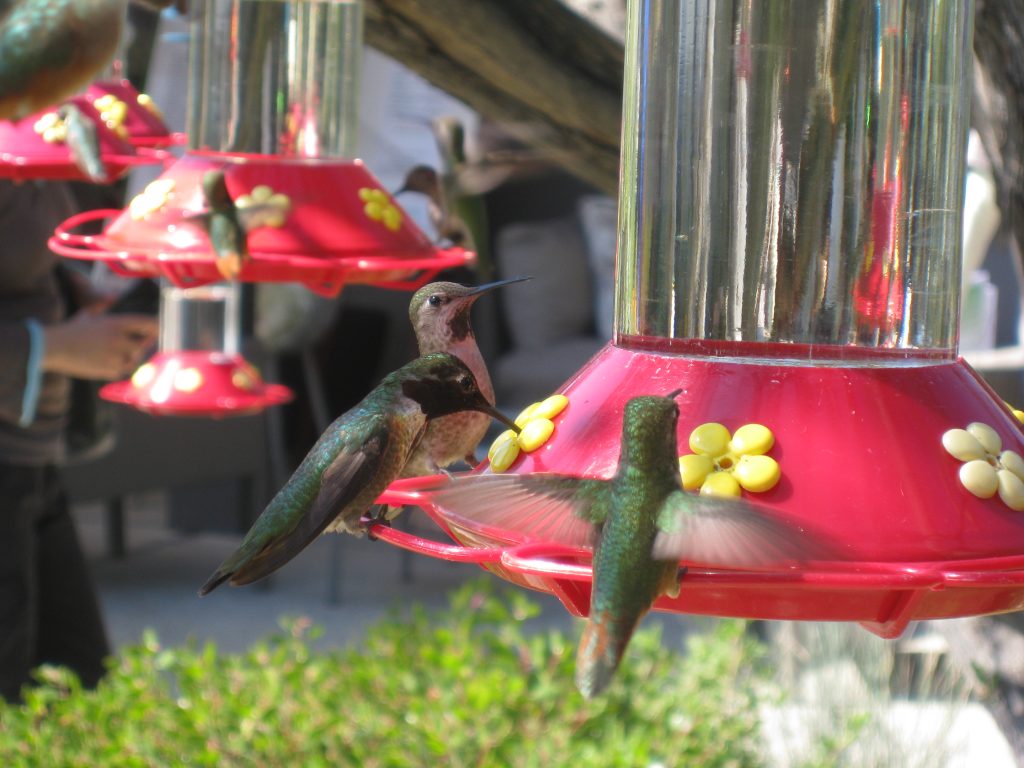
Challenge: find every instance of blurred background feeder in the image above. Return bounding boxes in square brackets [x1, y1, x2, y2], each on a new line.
[50, 0, 472, 296]
[49, 152, 473, 295]
[101, 281, 292, 417]
[378, 0, 1024, 639]
[0, 94, 165, 181]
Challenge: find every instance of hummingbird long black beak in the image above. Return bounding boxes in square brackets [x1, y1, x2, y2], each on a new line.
[477, 400, 520, 433]
[666, 388, 683, 399]
[463, 275, 532, 299]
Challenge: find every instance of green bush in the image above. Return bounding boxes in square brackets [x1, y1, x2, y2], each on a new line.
[0, 580, 769, 767]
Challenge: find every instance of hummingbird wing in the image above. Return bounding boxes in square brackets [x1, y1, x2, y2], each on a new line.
[426, 472, 610, 548]
[199, 423, 396, 593]
[651, 491, 828, 569]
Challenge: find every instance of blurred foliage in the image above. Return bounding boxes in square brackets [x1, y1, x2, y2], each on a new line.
[0, 579, 770, 767]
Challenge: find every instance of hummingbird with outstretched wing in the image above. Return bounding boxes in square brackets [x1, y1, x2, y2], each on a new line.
[418, 393, 831, 697]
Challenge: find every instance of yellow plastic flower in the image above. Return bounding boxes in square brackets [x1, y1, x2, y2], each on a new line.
[236, 185, 291, 229]
[1004, 401, 1024, 425]
[358, 187, 402, 232]
[33, 112, 67, 144]
[131, 363, 156, 388]
[679, 422, 780, 498]
[93, 94, 129, 139]
[136, 92, 165, 121]
[942, 422, 1024, 511]
[128, 178, 176, 221]
[173, 368, 204, 393]
[487, 394, 569, 473]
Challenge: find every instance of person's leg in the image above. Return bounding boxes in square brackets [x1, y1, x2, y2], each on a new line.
[0, 465, 42, 702]
[34, 466, 110, 688]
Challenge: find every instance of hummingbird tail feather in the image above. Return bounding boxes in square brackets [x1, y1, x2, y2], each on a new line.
[198, 569, 231, 596]
[575, 612, 631, 699]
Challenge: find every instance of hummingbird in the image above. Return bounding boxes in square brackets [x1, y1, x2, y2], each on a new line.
[0, 0, 172, 121]
[399, 276, 530, 481]
[397, 117, 501, 280]
[198, 353, 520, 596]
[57, 100, 107, 183]
[192, 170, 247, 281]
[398, 117, 557, 282]
[418, 393, 827, 698]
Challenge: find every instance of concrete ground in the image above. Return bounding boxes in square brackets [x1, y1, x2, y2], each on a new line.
[72, 492, 583, 654]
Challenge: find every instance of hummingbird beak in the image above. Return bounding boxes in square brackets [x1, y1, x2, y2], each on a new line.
[666, 388, 683, 399]
[476, 401, 521, 433]
[463, 275, 532, 299]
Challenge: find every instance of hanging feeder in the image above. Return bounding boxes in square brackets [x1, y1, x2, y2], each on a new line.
[371, 0, 1024, 639]
[49, 0, 473, 297]
[101, 281, 292, 417]
[0, 94, 167, 181]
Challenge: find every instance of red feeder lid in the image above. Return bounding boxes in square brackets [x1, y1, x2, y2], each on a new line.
[48, 151, 474, 296]
[102, 350, 292, 417]
[85, 80, 185, 149]
[0, 96, 166, 181]
[374, 340, 1024, 638]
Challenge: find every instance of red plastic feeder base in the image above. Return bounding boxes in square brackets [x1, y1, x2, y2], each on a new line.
[102, 351, 292, 417]
[373, 339, 1024, 638]
[0, 95, 168, 181]
[48, 151, 474, 296]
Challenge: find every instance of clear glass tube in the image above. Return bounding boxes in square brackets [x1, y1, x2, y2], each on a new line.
[615, 0, 974, 361]
[187, 0, 363, 157]
[159, 281, 241, 355]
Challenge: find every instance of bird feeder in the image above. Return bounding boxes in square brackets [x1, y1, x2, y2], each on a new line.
[101, 280, 292, 417]
[50, 0, 473, 295]
[0, 93, 167, 182]
[374, 0, 1024, 639]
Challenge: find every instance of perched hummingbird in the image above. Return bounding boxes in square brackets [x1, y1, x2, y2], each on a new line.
[192, 170, 247, 281]
[198, 353, 519, 596]
[400, 276, 530, 480]
[398, 117, 556, 282]
[57, 101, 107, 183]
[398, 117, 499, 279]
[419, 393, 827, 698]
[0, 0, 171, 121]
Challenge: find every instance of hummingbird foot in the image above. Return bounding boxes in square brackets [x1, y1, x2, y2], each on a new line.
[364, 504, 393, 540]
[666, 566, 688, 599]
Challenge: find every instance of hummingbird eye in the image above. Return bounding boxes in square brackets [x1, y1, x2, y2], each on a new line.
[458, 375, 474, 392]
[428, 295, 443, 307]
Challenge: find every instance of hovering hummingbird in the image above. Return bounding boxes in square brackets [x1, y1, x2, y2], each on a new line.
[57, 101, 107, 183]
[400, 276, 530, 480]
[0, 0, 172, 121]
[198, 353, 520, 596]
[418, 393, 827, 698]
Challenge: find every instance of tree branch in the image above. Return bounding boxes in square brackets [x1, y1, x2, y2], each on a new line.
[363, 0, 623, 194]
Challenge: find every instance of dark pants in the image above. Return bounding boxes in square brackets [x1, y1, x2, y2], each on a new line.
[0, 464, 110, 702]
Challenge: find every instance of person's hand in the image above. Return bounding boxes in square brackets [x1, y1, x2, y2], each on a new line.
[42, 308, 158, 380]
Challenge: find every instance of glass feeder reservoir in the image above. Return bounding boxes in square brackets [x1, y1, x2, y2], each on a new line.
[188, 0, 363, 158]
